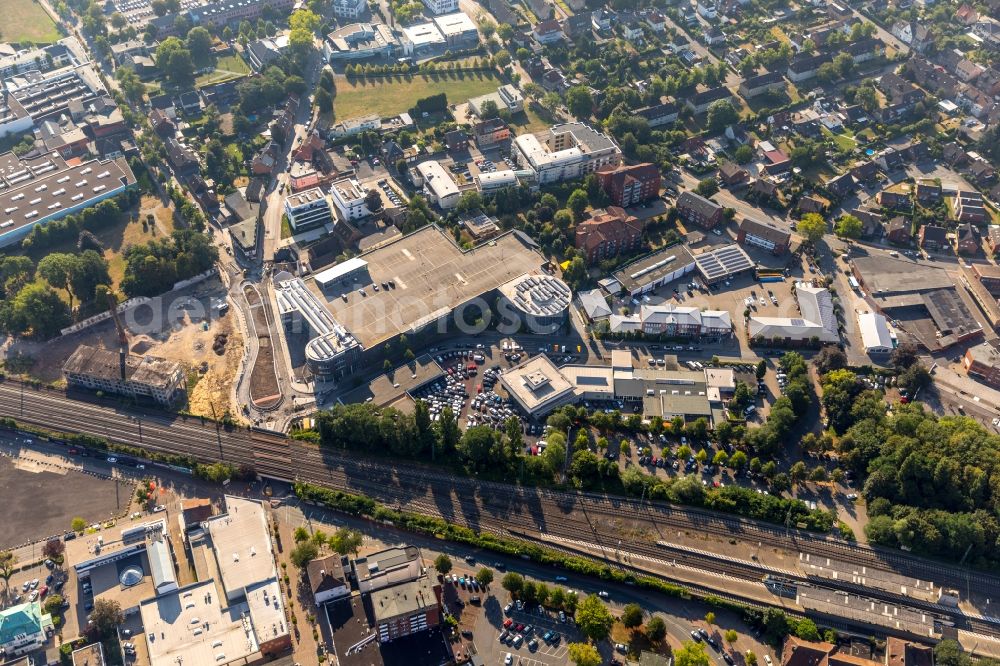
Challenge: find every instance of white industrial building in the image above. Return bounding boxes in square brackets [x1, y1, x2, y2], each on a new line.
[858, 311, 896, 354]
[475, 169, 519, 192]
[414, 160, 460, 208]
[284, 187, 332, 232]
[432, 12, 479, 46]
[323, 22, 397, 61]
[748, 284, 839, 343]
[401, 22, 446, 56]
[468, 84, 525, 116]
[512, 123, 621, 184]
[330, 177, 370, 221]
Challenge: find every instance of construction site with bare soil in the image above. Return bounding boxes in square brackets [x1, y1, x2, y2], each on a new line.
[0, 277, 244, 420]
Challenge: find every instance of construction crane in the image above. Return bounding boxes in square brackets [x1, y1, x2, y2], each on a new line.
[107, 292, 129, 381]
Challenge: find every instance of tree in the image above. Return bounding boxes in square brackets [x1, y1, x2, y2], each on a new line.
[37, 252, 75, 295]
[290, 540, 319, 567]
[575, 594, 614, 641]
[315, 87, 333, 114]
[855, 85, 878, 113]
[155, 37, 194, 86]
[90, 599, 124, 637]
[0, 551, 16, 593]
[814, 346, 847, 374]
[747, 652, 758, 666]
[789, 461, 807, 485]
[42, 539, 65, 561]
[707, 100, 739, 133]
[797, 213, 827, 243]
[434, 553, 453, 575]
[293, 526, 310, 543]
[69, 251, 111, 304]
[502, 572, 524, 596]
[725, 629, 738, 644]
[705, 611, 716, 626]
[898, 364, 931, 393]
[676, 640, 712, 666]
[2, 283, 70, 339]
[567, 189, 589, 221]
[568, 642, 602, 666]
[43, 594, 63, 615]
[563, 256, 588, 289]
[645, 615, 667, 641]
[835, 213, 863, 239]
[329, 528, 363, 556]
[186, 26, 213, 67]
[696, 178, 719, 197]
[365, 189, 384, 213]
[288, 8, 320, 58]
[734, 144, 754, 164]
[71, 517, 86, 532]
[565, 86, 594, 119]
[621, 603, 643, 629]
[475, 567, 494, 588]
[890, 342, 919, 369]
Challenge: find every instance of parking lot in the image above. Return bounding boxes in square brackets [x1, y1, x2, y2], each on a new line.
[0, 439, 130, 549]
[422, 344, 547, 437]
[476, 596, 583, 666]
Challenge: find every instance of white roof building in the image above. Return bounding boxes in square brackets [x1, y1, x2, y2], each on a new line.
[577, 288, 612, 321]
[415, 160, 460, 208]
[858, 311, 896, 354]
[748, 284, 839, 343]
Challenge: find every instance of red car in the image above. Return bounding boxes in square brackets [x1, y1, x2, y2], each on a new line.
[503, 619, 514, 628]
[515, 624, 525, 632]
[39, 585, 48, 599]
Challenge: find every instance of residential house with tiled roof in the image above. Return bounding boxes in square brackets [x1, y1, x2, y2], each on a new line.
[885, 216, 912, 244]
[825, 172, 856, 198]
[718, 162, 750, 187]
[739, 71, 786, 99]
[787, 52, 832, 82]
[738, 217, 790, 254]
[955, 222, 981, 254]
[686, 86, 733, 114]
[677, 191, 724, 229]
[918, 223, 948, 250]
[635, 101, 680, 127]
[914, 180, 941, 204]
[957, 3, 978, 24]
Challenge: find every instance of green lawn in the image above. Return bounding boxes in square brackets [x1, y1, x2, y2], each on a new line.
[1, 0, 60, 44]
[822, 127, 857, 152]
[195, 54, 251, 89]
[332, 71, 502, 120]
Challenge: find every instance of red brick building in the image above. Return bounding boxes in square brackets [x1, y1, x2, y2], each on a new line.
[370, 577, 442, 643]
[964, 341, 1000, 388]
[595, 163, 661, 208]
[676, 190, 724, 229]
[575, 206, 645, 263]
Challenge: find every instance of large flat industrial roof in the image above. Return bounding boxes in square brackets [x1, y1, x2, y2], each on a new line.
[204, 497, 276, 599]
[500, 355, 576, 413]
[340, 354, 443, 409]
[0, 155, 135, 240]
[139, 580, 259, 666]
[306, 226, 545, 349]
[694, 244, 755, 282]
[613, 245, 698, 294]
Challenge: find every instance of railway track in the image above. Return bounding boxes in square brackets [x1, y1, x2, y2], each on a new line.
[3, 378, 1000, 634]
